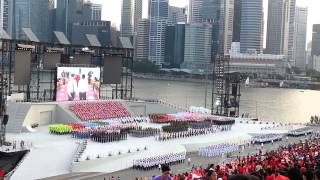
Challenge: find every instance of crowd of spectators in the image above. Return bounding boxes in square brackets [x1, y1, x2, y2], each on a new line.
[157, 137, 320, 180]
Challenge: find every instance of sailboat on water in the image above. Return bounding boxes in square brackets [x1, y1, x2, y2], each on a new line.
[245, 77, 250, 88]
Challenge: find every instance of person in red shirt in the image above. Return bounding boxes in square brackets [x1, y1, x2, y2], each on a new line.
[0, 169, 4, 180]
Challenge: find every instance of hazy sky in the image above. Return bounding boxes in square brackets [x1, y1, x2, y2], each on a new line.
[90, 0, 320, 43]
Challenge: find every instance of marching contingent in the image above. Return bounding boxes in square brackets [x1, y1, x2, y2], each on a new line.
[91, 131, 128, 143]
[132, 152, 186, 170]
[288, 127, 313, 136]
[252, 133, 283, 143]
[156, 125, 232, 141]
[198, 143, 239, 157]
[129, 127, 160, 138]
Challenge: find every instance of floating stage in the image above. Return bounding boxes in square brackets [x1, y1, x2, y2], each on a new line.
[4, 100, 306, 180]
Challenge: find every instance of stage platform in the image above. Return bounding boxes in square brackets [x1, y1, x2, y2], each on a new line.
[5, 119, 305, 180]
[5, 99, 183, 133]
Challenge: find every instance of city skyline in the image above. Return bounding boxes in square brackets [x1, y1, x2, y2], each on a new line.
[89, 0, 320, 44]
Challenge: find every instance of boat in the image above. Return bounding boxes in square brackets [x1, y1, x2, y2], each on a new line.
[245, 77, 250, 88]
[280, 81, 284, 88]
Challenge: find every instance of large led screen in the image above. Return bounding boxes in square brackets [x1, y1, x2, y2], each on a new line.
[56, 67, 100, 101]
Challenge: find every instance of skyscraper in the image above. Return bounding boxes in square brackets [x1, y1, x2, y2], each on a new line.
[0, 0, 8, 32]
[9, 0, 50, 42]
[294, 7, 308, 69]
[120, 0, 142, 37]
[312, 25, 320, 56]
[164, 23, 185, 67]
[182, 23, 212, 72]
[136, 19, 149, 61]
[287, 0, 296, 63]
[232, 0, 241, 42]
[120, 0, 134, 37]
[240, 0, 264, 53]
[188, 0, 233, 54]
[312, 25, 320, 71]
[91, 3, 102, 21]
[188, 0, 203, 23]
[266, 0, 296, 56]
[148, 0, 169, 66]
[168, 6, 187, 25]
[219, 0, 234, 54]
[265, 0, 285, 54]
[55, 0, 92, 39]
[134, 0, 142, 32]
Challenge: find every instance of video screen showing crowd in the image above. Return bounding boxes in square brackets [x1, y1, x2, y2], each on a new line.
[56, 67, 100, 101]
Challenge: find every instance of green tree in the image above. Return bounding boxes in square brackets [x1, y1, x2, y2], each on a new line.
[132, 60, 160, 73]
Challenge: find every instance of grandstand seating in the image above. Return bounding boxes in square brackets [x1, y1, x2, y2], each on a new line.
[69, 101, 131, 121]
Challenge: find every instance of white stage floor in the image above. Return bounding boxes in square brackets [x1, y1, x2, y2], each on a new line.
[5, 119, 304, 180]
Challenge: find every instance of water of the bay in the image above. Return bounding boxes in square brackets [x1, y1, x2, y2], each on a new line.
[133, 78, 320, 123]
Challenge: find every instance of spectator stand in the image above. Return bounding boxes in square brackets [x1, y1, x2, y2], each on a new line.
[69, 101, 131, 121]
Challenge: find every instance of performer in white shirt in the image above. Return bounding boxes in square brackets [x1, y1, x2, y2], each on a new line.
[78, 74, 88, 100]
[67, 74, 77, 101]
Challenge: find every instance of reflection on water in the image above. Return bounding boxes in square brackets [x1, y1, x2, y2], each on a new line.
[133, 78, 320, 123]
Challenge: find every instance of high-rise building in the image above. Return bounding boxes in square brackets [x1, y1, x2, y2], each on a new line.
[232, 0, 241, 42]
[9, 0, 50, 42]
[182, 23, 212, 72]
[168, 6, 187, 25]
[189, 0, 203, 23]
[219, 0, 234, 54]
[312, 25, 320, 71]
[120, 0, 142, 37]
[293, 7, 308, 69]
[71, 20, 111, 46]
[287, 0, 296, 63]
[266, 0, 286, 54]
[266, 0, 296, 56]
[136, 19, 149, 61]
[312, 25, 320, 56]
[164, 23, 185, 67]
[148, 0, 169, 66]
[91, 3, 102, 21]
[120, 0, 134, 37]
[55, 0, 92, 39]
[0, 0, 9, 32]
[306, 41, 313, 69]
[189, 0, 233, 54]
[134, 0, 143, 32]
[240, 0, 264, 53]
[48, 0, 55, 42]
[189, 0, 220, 24]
